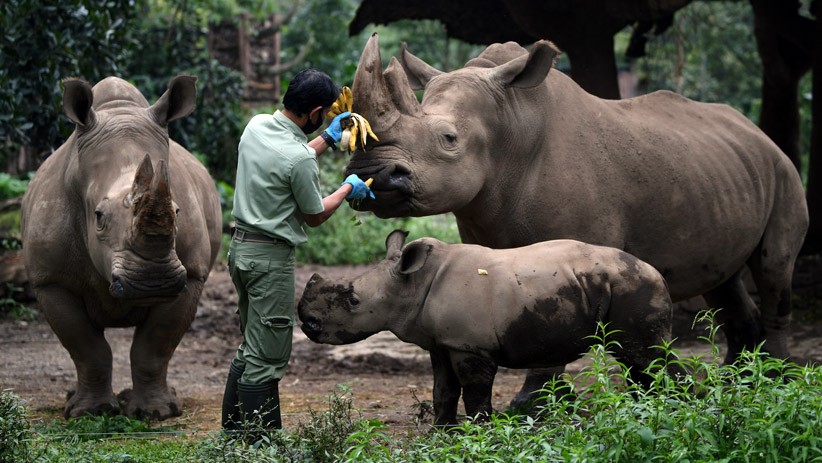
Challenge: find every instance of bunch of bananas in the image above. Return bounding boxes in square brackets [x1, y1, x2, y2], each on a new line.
[327, 86, 379, 152]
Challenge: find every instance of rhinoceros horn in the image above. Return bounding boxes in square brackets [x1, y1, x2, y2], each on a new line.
[352, 33, 421, 134]
[130, 154, 176, 254]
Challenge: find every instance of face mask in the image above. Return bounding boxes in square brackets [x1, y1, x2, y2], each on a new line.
[302, 110, 324, 135]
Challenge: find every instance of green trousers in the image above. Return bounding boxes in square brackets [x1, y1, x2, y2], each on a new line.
[228, 238, 295, 385]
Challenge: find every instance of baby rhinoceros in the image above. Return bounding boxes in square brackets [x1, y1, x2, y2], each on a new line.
[298, 230, 678, 426]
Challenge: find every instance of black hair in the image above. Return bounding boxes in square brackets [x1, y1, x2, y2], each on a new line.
[282, 69, 340, 116]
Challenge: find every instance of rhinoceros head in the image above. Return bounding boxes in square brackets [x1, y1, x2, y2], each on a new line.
[344, 33, 559, 218]
[62, 76, 197, 300]
[299, 230, 435, 345]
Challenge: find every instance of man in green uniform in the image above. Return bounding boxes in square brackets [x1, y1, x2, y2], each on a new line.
[221, 68, 373, 438]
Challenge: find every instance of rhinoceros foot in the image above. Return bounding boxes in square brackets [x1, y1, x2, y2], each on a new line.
[117, 387, 182, 420]
[64, 388, 121, 419]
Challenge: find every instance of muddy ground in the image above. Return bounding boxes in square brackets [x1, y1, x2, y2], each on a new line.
[2, 257, 821, 435]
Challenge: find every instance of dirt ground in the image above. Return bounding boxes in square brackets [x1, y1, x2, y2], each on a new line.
[2, 257, 821, 435]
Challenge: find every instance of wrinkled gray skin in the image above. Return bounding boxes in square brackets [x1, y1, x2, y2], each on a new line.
[20, 76, 222, 420]
[299, 230, 676, 425]
[345, 34, 809, 408]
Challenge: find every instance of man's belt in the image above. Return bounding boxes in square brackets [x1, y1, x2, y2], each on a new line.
[232, 229, 283, 244]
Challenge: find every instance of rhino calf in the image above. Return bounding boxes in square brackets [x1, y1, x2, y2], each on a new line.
[298, 230, 676, 425]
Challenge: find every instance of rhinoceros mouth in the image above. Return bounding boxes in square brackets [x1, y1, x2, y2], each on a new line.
[109, 255, 187, 299]
[344, 160, 415, 217]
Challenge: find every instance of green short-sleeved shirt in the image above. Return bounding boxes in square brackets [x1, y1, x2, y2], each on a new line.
[232, 111, 325, 247]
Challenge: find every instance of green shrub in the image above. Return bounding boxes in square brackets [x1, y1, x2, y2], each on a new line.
[0, 173, 30, 200]
[297, 152, 461, 265]
[339, 315, 822, 462]
[0, 284, 37, 321]
[200, 385, 363, 462]
[0, 0, 139, 164]
[298, 211, 460, 265]
[0, 390, 34, 463]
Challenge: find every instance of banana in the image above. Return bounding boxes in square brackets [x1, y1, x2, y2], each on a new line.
[343, 87, 353, 111]
[348, 123, 359, 152]
[326, 86, 381, 152]
[327, 86, 353, 118]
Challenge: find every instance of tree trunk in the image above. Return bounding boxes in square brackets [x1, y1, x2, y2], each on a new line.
[804, 4, 822, 255]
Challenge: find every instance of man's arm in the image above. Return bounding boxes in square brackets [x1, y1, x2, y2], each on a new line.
[307, 136, 332, 158]
[303, 183, 354, 227]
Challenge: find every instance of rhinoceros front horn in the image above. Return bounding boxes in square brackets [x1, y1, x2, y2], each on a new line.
[353, 33, 421, 134]
[130, 154, 176, 254]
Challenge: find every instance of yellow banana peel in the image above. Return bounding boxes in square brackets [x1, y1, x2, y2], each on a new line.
[327, 86, 379, 152]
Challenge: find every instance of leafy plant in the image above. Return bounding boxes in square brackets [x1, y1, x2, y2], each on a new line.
[0, 390, 37, 463]
[125, 2, 247, 185]
[0, 284, 37, 321]
[0, 173, 30, 200]
[39, 414, 179, 443]
[0, 0, 139, 165]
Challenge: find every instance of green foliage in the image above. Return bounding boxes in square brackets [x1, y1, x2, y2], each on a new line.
[0, 210, 21, 241]
[0, 283, 37, 321]
[0, 173, 30, 200]
[199, 384, 364, 462]
[40, 414, 174, 442]
[0, 0, 139, 162]
[632, 2, 761, 117]
[126, 1, 246, 184]
[0, 390, 36, 463]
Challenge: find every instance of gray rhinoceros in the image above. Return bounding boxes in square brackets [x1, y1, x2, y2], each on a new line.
[20, 76, 222, 420]
[298, 230, 678, 425]
[344, 34, 809, 408]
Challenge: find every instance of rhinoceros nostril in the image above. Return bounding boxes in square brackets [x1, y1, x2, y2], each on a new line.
[302, 316, 321, 334]
[110, 277, 125, 298]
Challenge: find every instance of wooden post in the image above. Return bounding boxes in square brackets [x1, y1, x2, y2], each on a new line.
[239, 12, 251, 79]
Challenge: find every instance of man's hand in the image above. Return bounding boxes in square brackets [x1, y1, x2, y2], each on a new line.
[341, 174, 375, 200]
[324, 111, 351, 143]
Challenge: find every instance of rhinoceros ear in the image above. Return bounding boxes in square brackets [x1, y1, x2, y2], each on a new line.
[399, 42, 443, 90]
[150, 75, 197, 126]
[385, 230, 409, 258]
[398, 241, 432, 275]
[492, 39, 559, 89]
[62, 78, 95, 127]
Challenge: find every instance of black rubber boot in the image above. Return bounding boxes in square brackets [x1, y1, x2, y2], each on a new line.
[237, 380, 282, 442]
[221, 360, 244, 433]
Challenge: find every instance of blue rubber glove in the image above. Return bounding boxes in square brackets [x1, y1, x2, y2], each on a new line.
[341, 174, 375, 200]
[324, 111, 351, 143]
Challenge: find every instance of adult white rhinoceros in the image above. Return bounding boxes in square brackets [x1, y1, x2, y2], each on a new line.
[344, 34, 809, 408]
[21, 76, 222, 420]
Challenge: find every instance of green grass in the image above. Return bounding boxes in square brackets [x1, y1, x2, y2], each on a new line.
[6, 314, 822, 462]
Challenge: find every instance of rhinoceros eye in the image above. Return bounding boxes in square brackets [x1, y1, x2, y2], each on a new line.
[443, 133, 457, 144]
[348, 296, 360, 307]
[94, 209, 106, 230]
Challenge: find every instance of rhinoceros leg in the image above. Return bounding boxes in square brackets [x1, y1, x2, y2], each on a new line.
[748, 230, 802, 361]
[38, 285, 120, 418]
[429, 349, 461, 426]
[509, 366, 566, 411]
[123, 281, 201, 419]
[449, 351, 497, 422]
[703, 271, 762, 364]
